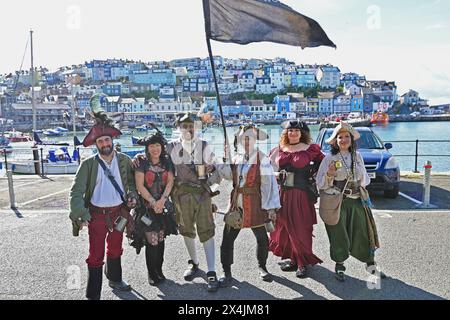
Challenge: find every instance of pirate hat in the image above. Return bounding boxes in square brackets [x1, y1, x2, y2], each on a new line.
[174, 112, 200, 127]
[136, 132, 167, 147]
[281, 119, 310, 132]
[82, 111, 122, 147]
[325, 122, 361, 145]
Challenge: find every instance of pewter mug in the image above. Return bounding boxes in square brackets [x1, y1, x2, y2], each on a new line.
[283, 171, 295, 187]
[265, 220, 275, 233]
[140, 215, 153, 227]
[196, 164, 207, 180]
[114, 216, 128, 233]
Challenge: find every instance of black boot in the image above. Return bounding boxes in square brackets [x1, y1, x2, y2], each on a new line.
[335, 263, 346, 282]
[259, 265, 273, 282]
[105, 257, 132, 291]
[183, 260, 199, 281]
[366, 262, 387, 279]
[219, 265, 233, 288]
[86, 267, 102, 300]
[296, 266, 308, 279]
[156, 241, 166, 281]
[280, 260, 298, 272]
[145, 245, 161, 286]
[207, 271, 219, 293]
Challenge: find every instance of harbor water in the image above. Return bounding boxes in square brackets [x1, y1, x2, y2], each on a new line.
[3, 121, 450, 173]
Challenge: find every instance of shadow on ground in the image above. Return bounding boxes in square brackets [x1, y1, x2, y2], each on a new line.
[309, 266, 445, 300]
[367, 178, 450, 210]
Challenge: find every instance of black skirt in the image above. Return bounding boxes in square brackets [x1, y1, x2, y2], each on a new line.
[134, 201, 178, 237]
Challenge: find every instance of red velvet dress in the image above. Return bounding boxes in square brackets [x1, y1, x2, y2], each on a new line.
[269, 144, 324, 268]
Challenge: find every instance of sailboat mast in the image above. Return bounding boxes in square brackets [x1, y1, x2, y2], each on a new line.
[30, 29, 36, 132]
[72, 85, 77, 137]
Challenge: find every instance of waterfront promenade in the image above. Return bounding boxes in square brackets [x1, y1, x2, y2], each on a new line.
[0, 173, 449, 300]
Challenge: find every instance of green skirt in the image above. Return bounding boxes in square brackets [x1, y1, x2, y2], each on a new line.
[325, 197, 379, 264]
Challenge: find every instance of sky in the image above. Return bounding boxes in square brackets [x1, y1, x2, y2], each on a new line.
[1, 0, 449, 105]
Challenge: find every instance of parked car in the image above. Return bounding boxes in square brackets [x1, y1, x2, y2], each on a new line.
[316, 127, 400, 198]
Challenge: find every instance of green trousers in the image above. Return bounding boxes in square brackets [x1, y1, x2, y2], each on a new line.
[325, 197, 375, 264]
[174, 190, 215, 243]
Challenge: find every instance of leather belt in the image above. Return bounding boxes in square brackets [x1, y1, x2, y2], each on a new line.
[236, 186, 259, 195]
[89, 204, 122, 215]
[89, 204, 123, 232]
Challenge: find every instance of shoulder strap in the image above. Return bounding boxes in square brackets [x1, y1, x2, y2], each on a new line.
[230, 164, 240, 209]
[95, 155, 126, 203]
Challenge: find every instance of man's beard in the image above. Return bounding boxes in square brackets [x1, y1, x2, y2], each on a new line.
[98, 145, 113, 156]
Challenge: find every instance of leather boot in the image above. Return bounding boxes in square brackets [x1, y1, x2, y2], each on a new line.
[86, 266, 102, 300]
[105, 257, 132, 291]
[258, 265, 273, 282]
[206, 271, 219, 293]
[145, 245, 161, 286]
[156, 241, 166, 281]
[183, 260, 199, 281]
[296, 266, 308, 279]
[366, 262, 387, 279]
[335, 263, 346, 282]
[219, 265, 233, 288]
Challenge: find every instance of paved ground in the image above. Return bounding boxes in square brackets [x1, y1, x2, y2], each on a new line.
[0, 174, 449, 300]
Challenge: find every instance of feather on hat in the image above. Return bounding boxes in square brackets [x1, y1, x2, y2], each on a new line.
[82, 111, 122, 147]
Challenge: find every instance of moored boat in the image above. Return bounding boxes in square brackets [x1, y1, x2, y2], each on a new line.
[9, 146, 80, 175]
[0, 136, 13, 155]
[4, 131, 33, 143]
[370, 111, 390, 125]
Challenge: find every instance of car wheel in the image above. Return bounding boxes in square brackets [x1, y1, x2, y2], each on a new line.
[384, 186, 399, 199]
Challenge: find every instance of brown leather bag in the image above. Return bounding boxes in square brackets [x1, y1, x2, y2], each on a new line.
[224, 165, 244, 229]
[319, 179, 349, 226]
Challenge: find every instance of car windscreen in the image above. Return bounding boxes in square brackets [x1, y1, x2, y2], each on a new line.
[321, 130, 385, 151]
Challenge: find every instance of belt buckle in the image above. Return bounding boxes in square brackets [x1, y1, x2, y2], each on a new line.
[344, 189, 353, 196]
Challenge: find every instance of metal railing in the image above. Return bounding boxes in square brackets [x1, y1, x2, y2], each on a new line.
[385, 140, 450, 173]
[2, 139, 450, 174]
[1, 146, 82, 177]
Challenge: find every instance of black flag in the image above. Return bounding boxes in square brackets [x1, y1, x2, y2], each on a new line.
[203, 0, 336, 49]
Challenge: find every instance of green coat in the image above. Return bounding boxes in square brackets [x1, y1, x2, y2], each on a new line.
[69, 153, 137, 223]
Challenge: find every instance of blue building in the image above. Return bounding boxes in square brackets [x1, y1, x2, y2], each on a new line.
[274, 95, 290, 113]
[204, 97, 218, 112]
[102, 83, 122, 96]
[183, 78, 199, 92]
[75, 94, 91, 113]
[214, 100, 250, 118]
[100, 96, 120, 113]
[43, 72, 61, 86]
[130, 69, 176, 86]
[291, 66, 318, 88]
[351, 95, 364, 112]
[318, 92, 335, 115]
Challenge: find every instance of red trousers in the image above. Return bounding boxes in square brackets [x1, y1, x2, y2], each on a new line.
[86, 205, 124, 268]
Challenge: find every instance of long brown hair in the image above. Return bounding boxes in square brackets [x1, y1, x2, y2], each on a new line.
[280, 128, 312, 148]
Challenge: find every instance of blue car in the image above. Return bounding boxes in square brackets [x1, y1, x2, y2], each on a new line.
[316, 127, 400, 198]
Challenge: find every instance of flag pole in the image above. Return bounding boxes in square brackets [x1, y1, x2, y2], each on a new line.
[203, 0, 230, 161]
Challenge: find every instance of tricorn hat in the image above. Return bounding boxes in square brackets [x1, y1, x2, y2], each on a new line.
[281, 119, 310, 132]
[136, 132, 167, 147]
[325, 122, 361, 145]
[82, 111, 122, 147]
[234, 124, 268, 143]
[174, 112, 200, 127]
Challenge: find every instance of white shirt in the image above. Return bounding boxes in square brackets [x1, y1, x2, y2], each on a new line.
[316, 151, 371, 190]
[169, 137, 216, 166]
[215, 150, 281, 211]
[90, 153, 125, 208]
